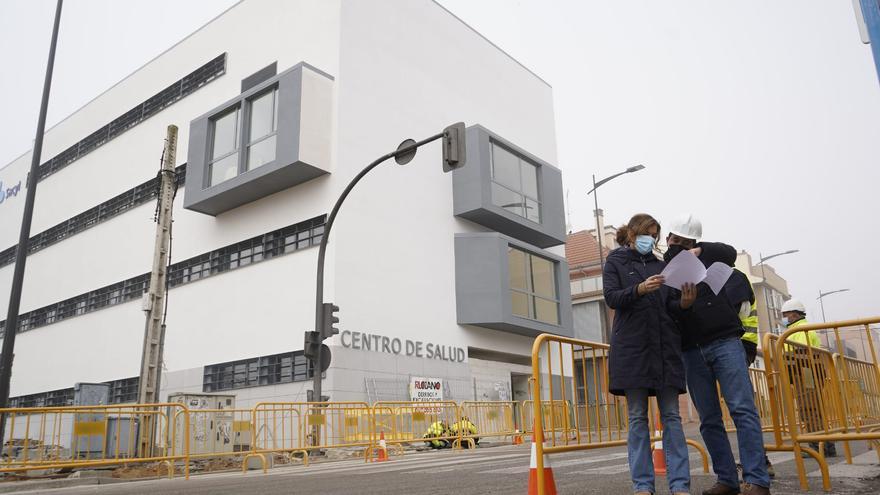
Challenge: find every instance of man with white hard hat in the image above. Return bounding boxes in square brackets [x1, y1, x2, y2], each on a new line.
[780, 299, 836, 457]
[664, 214, 771, 495]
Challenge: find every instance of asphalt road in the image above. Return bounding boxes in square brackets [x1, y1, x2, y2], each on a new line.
[5, 436, 880, 495]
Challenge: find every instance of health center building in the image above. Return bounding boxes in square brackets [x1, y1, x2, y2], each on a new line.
[0, 0, 572, 412]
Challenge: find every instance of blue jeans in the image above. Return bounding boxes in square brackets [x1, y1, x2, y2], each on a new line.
[683, 337, 770, 489]
[625, 388, 690, 494]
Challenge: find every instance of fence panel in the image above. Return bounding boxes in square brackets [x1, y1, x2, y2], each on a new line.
[766, 317, 880, 491]
[372, 401, 463, 452]
[459, 401, 516, 444]
[0, 403, 188, 477]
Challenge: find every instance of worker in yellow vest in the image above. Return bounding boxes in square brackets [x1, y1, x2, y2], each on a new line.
[780, 299, 836, 458]
[781, 299, 821, 348]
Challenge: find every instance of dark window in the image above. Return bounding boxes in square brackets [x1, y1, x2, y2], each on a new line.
[107, 377, 140, 404]
[0, 164, 188, 269]
[8, 377, 140, 408]
[36, 54, 226, 183]
[9, 387, 74, 408]
[203, 351, 313, 393]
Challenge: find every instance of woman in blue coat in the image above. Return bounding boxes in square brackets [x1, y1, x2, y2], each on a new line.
[603, 213, 690, 495]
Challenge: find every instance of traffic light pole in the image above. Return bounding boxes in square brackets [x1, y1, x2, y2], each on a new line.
[310, 131, 446, 403]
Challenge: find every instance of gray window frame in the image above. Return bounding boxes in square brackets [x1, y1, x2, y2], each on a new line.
[206, 104, 242, 187]
[508, 245, 559, 325]
[490, 140, 542, 224]
[244, 86, 280, 171]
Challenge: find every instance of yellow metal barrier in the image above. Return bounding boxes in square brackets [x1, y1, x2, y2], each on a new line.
[530, 334, 709, 495]
[0, 403, 189, 478]
[250, 402, 371, 469]
[459, 401, 517, 444]
[371, 401, 465, 455]
[767, 317, 880, 491]
[520, 400, 575, 440]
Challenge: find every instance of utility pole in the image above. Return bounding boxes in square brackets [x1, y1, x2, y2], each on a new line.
[0, 0, 63, 452]
[137, 125, 178, 457]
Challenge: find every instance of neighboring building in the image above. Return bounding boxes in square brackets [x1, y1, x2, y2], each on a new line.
[821, 326, 880, 361]
[735, 251, 791, 341]
[0, 0, 572, 409]
[566, 221, 617, 344]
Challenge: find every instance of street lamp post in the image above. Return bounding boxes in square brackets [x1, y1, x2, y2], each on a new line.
[757, 250, 799, 335]
[586, 164, 645, 343]
[307, 123, 466, 407]
[817, 288, 851, 349]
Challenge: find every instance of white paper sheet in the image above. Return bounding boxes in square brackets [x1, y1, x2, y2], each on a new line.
[703, 262, 734, 295]
[660, 250, 706, 290]
[660, 250, 733, 295]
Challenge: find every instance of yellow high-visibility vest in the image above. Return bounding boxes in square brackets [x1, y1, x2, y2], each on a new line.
[785, 318, 821, 348]
[740, 277, 759, 345]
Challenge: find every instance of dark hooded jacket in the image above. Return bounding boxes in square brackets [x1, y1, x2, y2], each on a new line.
[671, 242, 745, 349]
[603, 246, 686, 396]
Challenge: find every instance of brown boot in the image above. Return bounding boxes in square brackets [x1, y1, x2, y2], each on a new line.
[741, 483, 770, 495]
[701, 482, 740, 495]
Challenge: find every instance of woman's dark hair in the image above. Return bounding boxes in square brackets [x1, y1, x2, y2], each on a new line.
[616, 213, 661, 247]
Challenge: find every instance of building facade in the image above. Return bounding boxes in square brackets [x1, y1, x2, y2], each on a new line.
[734, 251, 791, 341]
[0, 0, 572, 410]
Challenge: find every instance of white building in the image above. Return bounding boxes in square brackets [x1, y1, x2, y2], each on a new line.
[0, 0, 571, 410]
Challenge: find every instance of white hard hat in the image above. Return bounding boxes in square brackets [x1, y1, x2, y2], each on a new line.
[668, 215, 702, 241]
[781, 299, 806, 314]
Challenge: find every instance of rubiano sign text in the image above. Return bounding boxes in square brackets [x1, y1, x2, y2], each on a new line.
[340, 330, 466, 363]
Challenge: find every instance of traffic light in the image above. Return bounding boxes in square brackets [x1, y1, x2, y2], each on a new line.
[321, 302, 340, 340]
[303, 330, 321, 361]
[442, 122, 466, 172]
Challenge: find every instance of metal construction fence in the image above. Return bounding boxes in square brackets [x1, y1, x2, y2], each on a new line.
[0, 398, 530, 477]
[0, 403, 189, 478]
[529, 334, 710, 495]
[761, 317, 880, 491]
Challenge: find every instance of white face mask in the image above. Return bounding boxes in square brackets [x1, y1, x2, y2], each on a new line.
[781, 317, 790, 327]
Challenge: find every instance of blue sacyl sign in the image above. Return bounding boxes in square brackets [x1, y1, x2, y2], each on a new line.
[0, 180, 22, 205]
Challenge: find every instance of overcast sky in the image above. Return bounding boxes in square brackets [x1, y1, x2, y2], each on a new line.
[1, 0, 878, 324]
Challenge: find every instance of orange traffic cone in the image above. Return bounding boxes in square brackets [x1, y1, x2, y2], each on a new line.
[653, 410, 666, 477]
[527, 427, 557, 495]
[652, 437, 667, 476]
[374, 431, 389, 462]
[513, 430, 523, 445]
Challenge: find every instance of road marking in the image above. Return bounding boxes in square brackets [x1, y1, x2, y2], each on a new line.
[280, 452, 529, 477]
[570, 463, 632, 475]
[481, 452, 629, 474]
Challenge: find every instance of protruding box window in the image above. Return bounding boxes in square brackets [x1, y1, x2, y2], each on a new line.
[454, 232, 572, 337]
[453, 126, 565, 248]
[185, 63, 334, 216]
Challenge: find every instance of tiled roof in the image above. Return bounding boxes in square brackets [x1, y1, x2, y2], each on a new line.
[565, 230, 608, 269]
